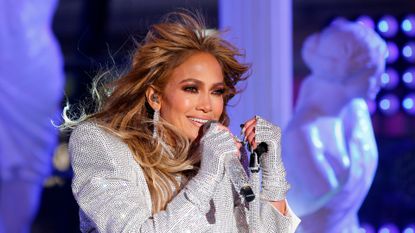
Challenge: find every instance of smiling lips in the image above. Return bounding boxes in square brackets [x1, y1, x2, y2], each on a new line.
[188, 117, 210, 127]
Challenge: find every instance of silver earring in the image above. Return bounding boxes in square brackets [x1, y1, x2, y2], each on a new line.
[152, 109, 160, 139]
[151, 109, 174, 158]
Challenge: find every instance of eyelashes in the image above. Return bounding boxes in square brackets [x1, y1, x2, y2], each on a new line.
[182, 85, 226, 96]
[213, 88, 226, 95]
[183, 86, 198, 93]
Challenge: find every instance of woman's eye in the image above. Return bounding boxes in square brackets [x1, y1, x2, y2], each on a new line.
[183, 86, 198, 93]
[212, 88, 225, 95]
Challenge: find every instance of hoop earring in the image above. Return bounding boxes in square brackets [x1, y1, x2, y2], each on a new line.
[152, 109, 160, 139]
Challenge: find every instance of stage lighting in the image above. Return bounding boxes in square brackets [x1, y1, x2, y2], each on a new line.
[402, 15, 415, 37]
[402, 42, 415, 62]
[378, 223, 399, 233]
[379, 94, 400, 115]
[386, 42, 399, 63]
[381, 68, 399, 90]
[402, 93, 415, 115]
[357, 15, 375, 29]
[403, 224, 415, 233]
[360, 223, 375, 233]
[377, 15, 399, 38]
[403, 68, 415, 89]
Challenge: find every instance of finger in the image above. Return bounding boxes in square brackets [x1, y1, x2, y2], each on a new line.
[241, 117, 256, 133]
[246, 132, 257, 149]
[244, 116, 256, 126]
[242, 117, 256, 131]
[243, 118, 256, 131]
[244, 122, 256, 139]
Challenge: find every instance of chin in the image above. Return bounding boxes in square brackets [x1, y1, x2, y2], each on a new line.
[184, 130, 199, 141]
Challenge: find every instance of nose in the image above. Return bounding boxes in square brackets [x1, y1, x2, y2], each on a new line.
[196, 92, 213, 113]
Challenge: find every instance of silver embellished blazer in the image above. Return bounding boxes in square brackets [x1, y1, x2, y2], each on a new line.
[69, 122, 300, 232]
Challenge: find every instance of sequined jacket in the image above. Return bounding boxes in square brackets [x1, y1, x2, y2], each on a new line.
[69, 122, 300, 232]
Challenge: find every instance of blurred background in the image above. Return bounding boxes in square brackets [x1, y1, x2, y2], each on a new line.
[10, 0, 413, 232]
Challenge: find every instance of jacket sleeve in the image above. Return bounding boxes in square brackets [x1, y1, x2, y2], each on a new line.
[259, 200, 301, 233]
[69, 122, 211, 233]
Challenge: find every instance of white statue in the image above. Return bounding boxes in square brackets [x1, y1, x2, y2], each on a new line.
[283, 19, 387, 232]
[0, 0, 64, 232]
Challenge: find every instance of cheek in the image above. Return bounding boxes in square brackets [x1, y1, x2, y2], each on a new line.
[163, 93, 194, 116]
[212, 97, 224, 119]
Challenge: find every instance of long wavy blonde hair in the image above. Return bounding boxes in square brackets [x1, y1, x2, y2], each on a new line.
[63, 11, 249, 213]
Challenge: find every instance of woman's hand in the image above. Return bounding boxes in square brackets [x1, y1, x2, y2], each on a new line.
[242, 116, 290, 213]
[198, 121, 240, 179]
[185, 121, 240, 213]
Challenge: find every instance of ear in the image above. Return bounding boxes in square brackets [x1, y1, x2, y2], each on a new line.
[145, 86, 162, 111]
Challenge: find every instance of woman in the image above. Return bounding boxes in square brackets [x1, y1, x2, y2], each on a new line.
[65, 11, 300, 232]
[283, 19, 386, 232]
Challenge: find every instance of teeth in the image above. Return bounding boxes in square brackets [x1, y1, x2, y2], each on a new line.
[189, 118, 209, 124]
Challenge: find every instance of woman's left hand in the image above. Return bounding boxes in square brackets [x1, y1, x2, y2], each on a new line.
[241, 116, 290, 202]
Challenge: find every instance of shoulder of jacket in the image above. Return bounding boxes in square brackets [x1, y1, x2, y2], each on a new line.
[69, 121, 122, 146]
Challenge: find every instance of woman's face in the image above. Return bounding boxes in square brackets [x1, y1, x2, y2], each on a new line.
[160, 52, 225, 140]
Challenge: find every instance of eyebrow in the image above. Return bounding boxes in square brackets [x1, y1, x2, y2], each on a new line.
[179, 78, 225, 87]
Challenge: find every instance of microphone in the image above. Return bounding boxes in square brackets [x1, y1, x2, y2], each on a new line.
[225, 141, 269, 202]
[254, 142, 268, 155]
[198, 121, 256, 203]
[249, 142, 268, 173]
[225, 153, 255, 202]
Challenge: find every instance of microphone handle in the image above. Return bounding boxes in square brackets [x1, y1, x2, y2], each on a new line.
[225, 154, 255, 203]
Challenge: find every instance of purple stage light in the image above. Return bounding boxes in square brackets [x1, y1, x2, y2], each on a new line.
[402, 42, 415, 62]
[377, 15, 399, 38]
[379, 94, 400, 115]
[402, 93, 415, 115]
[402, 15, 415, 37]
[378, 223, 399, 233]
[381, 68, 399, 90]
[403, 68, 415, 89]
[360, 223, 375, 233]
[357, 15, 375, 30]
[403, 224, 415, 233]
[386, 42, 399, 63]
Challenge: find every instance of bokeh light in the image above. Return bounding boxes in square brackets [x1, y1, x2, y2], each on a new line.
[378, 223, 399, 233]
[381, 68, 399, 90]
[379, 94, 400, 115]
[360, 223, 376, 233]
[401, 15, 415, 37]
[402, 68, 415, 89]
[403, 224, 415, 233]
[402, 93, 415, 115]
[386, 42, 399, 63]
[377, 15, 399, 38]
[402, 42, 415, 62]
